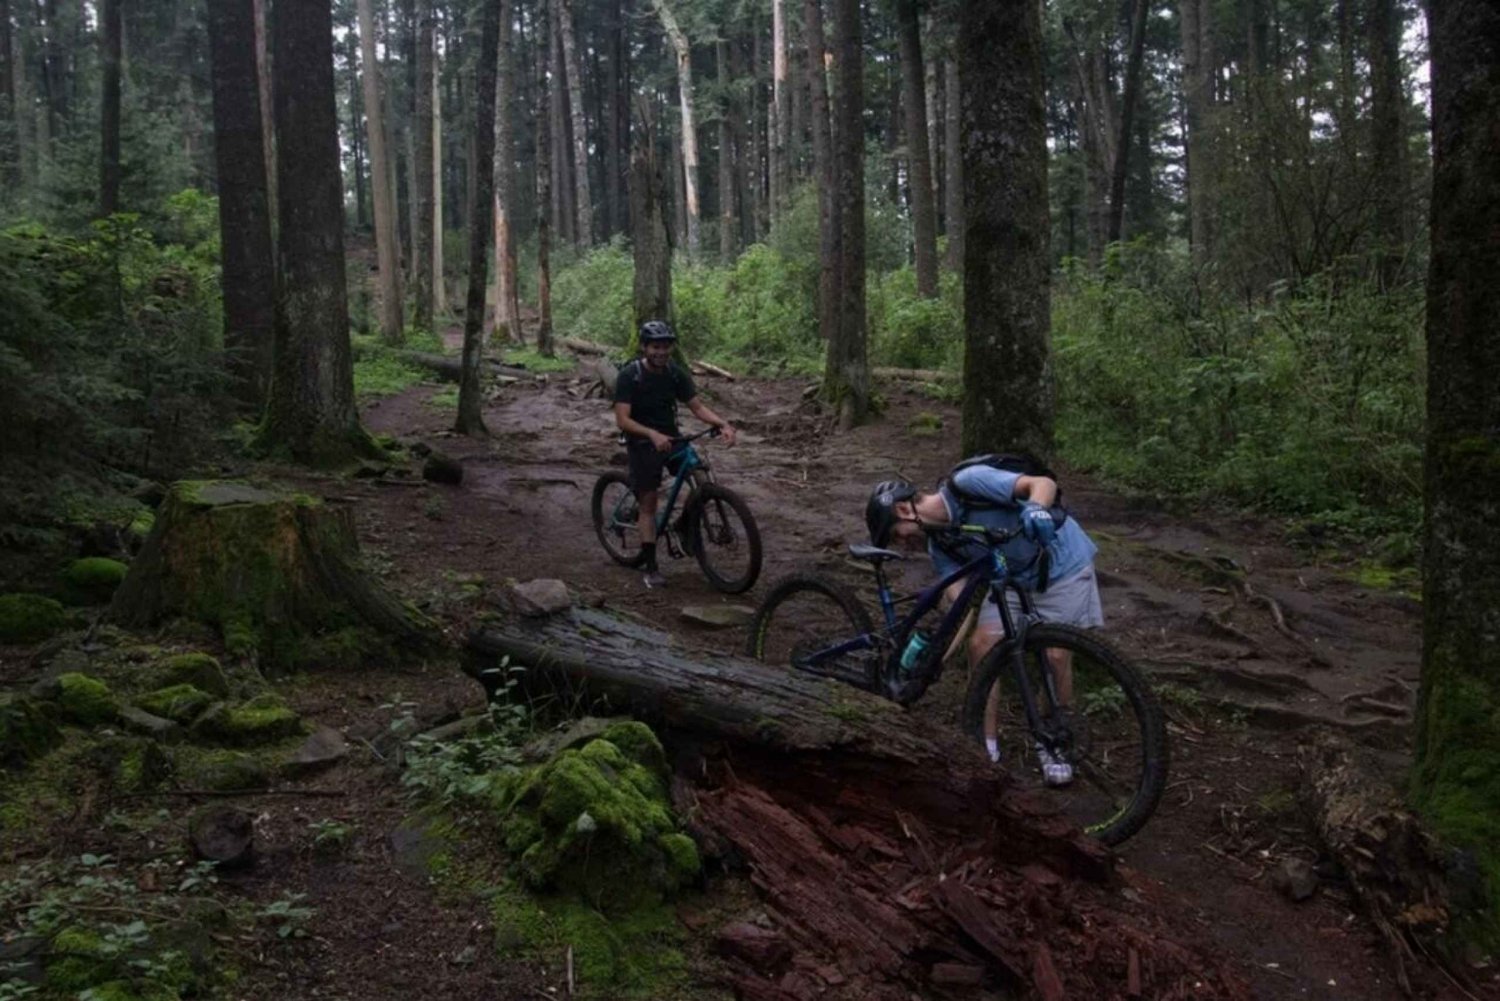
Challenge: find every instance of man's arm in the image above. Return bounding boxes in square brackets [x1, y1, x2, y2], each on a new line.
[1013, 475, 1059, 507]
[614, 402, 671, 451]
[685, 396, 737, 446]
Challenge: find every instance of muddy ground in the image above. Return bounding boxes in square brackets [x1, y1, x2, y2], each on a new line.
[3, 342, 1488, 1001]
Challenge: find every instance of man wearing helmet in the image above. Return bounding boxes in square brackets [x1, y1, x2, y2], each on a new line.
[614, 320, 738, 588]
[866, 463, 1102, 785]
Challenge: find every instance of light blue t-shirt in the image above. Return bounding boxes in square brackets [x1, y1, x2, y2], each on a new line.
[926, 464, 1097, 590]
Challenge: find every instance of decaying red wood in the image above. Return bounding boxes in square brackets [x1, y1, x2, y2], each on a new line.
[468, 608, 1250, 1000]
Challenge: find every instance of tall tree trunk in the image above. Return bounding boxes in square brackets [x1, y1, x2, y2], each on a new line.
[97, 0, 120, 217]
[253, 0, 275, 228]
[412, 0, 435, 332]
[207, 0, 276, 407]
[1366, 0, 1405, 288]
[2, 0, 24, 188]
[358, 0, 405, 343]
[896, 0, 938, 298]
[38, 0, 63, 148]
[492, 0, 520, 343]
[556, 0, 593, 247]
[1106, 0, 1150, 245]
[805, 0, 837, 339]
[630, 98, 671, 328]
[752, 22, 767, 239]
[1334, 0, 1358, 152]
[605, 0, 626, 238]
[432, 50, 446, 315]
[455, 0, 500, 436]
[650, 0, 699, 258]
[770, 0, 789, 219]
[349, 33, 368, 230]
[731, 36, 757, 246]
[262, 0, 367, 466]
[1179, 0, 1214, 265]
[549, 12, 574, 247]
[823, 0, 867, 429]
[960, 0, 1051, 456]
[1412, 0, 1500, 942]
[717, 40, 736, 261]
[535, 7, 555, 357]
[943, 57, 963, 270]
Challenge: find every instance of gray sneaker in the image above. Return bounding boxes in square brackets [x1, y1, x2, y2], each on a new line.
[642, 570, 668, 589]
[1034, 743, 1074, 787]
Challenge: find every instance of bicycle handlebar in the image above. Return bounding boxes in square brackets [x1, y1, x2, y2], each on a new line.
[922, 522, 1022, 547]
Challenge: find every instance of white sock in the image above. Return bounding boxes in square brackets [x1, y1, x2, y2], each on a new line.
[985, 737, 1000, 763]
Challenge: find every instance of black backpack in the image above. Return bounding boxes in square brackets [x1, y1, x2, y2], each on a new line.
[942, 453, 1069, 523]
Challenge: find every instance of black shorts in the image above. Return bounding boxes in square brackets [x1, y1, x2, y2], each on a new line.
[626, 438, 684, 495]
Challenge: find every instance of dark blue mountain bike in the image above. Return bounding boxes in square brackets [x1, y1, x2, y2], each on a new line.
[745, 523, 1167, 845]
[591, 426, 763, 594]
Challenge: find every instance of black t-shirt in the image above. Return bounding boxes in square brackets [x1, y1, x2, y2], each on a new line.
[614, 358, 695, 437]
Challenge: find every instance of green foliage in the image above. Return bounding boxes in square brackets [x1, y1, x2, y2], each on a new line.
[1052, 243, 1424, 537]
[351, 340, 433, 401]
[550, 243, 635, 353]
[867, 267, 963, 370]
[500, 347, 575, 374]
[0, 695, 63, 768]
[255, 892, 315, 939]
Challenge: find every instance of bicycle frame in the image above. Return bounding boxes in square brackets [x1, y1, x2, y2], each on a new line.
[607, 435, 711, 535]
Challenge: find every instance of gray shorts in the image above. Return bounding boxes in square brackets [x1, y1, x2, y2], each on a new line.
[979, 564, 1104, 632]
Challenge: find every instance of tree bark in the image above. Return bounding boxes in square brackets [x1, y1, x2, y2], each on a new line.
[0, 0, 22, 188]
[604, 0, 627, 239]
[535, 3, 554, 357]
[805, 0, 837, 340]
[896, 0, 938, 298]
[823, 0, 868, 429]
[465, 608, 1247, 1001]
[770, 0, 790, 220]
[492, 0, 520, 344]
[549, 12, 574, 247]
[348, 32, 368, 231]
[1413, 0, 1500, 947]
[412, 0, 435, 333]
[252, 0, 275, 231]
[1179, 0, 1214, 265]
[717, 40, 736, 262]
[97, 0, 120, 217]
[262, 0, 369, 466]
[455, 0, 500, 436]
[630, 97, 671, 329]
[207, 0, 277, 409]
[1366, 0, 1406, 288]
[556, 0, 593, 248]
[960, 0, 1052, 457]
[943, 57, 963, 270]
[358, 0, 405, 343]
[432, 49, 446, 315]
[651, 0, 699, 258]
[1106, 0, 1150, 245]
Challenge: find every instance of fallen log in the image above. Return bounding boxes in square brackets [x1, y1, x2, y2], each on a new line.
[872, 365, 955, 382]
[468, 607, 1246, 1001]
[561, 336, 613, 356]
[394, 350, 525, 383]
[1298, 732, 1456, 994]
[692, 359, 737, 381]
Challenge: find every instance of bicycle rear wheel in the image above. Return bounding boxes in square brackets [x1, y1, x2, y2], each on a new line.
[591, 472, 646, 567]
[962, 624, 1168, 846]
[745, 574, 878, 688]
[688, 484, 763, 594]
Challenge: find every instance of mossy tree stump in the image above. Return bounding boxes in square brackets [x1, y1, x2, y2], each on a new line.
[111, 481, 433, 670]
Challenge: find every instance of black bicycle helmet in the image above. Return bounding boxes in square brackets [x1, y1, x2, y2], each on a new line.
[865, 479, 917, 547]
[638, 319, 677, 343]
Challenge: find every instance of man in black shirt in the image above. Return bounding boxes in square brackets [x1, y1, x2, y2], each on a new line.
[613, 320, 737, 588]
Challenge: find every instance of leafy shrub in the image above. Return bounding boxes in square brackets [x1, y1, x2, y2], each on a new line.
[867, 267, 963, 370]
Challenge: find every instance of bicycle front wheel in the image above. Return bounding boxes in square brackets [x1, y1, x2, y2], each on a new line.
[745, 574, 877, 688]
[591, 472, 646, 567]
[688, 484, 763, 594]
[962, 624, 1168, 846]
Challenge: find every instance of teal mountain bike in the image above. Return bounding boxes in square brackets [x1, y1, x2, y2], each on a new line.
[745, 523, 1167, 845]
[591, 426, 763, 594]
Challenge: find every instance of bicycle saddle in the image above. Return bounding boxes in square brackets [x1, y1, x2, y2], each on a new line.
[847, 544, 905, 563]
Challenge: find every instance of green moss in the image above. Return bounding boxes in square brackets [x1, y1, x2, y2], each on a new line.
[0, 695, 63, 768]
[175, 747, 272, 791]
[0, 592, 69, 644]
[48, 926, 109, 990]
[496, 726, 698, 911]
[153, 652, 229, 697]
[293, 626, 395, 670]
[489, 885, 689, 999]
[908, 412, 944, 436]
[192, 695, 303, 745]
[61, 557, 130, 605]
[128, 509, 156, 542]
[57, 672, 118, 725]
[91, 735, 174, 792]
[135, 684, 215, 724]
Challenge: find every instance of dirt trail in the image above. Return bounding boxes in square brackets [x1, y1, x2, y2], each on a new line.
[350, 350, 1455, 1000]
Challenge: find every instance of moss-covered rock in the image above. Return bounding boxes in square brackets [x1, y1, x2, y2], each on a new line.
[176, 748, 272, 791]
[192, 694, 303, 746]
[135, 684, 215, 724]
[495, 722, 699, 910]
[46, 923, 194, 999]
[151, 652, 230, 697]
[56, 673, 118, 726]
[0, 695, 63, 768]
[88, 735, 174, 792]
[61, 557, 130, 605]
[0, 592, 69, 644]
